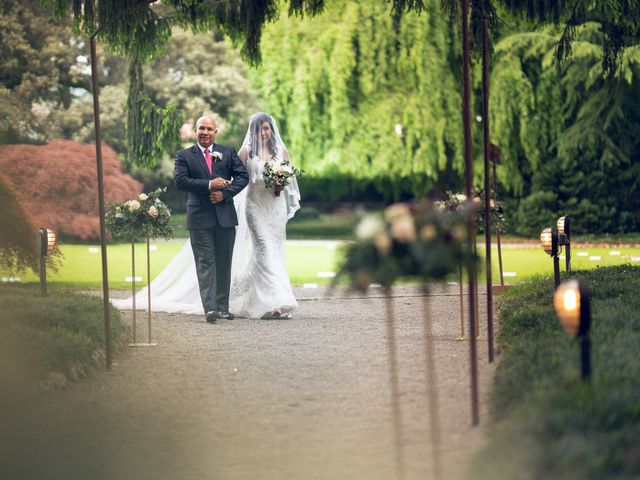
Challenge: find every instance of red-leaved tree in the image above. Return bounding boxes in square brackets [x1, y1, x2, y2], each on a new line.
[0, 140, 143, 240]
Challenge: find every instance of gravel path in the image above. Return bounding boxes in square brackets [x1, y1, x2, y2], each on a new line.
[12, 285, 495, 480]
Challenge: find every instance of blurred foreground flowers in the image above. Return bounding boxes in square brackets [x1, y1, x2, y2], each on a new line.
[336, 199, 478, 291]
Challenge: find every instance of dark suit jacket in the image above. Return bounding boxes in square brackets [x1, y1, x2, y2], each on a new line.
[174, 143, 249, 229]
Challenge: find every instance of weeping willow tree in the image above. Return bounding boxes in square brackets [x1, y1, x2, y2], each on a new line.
[253, 0, 468, 199]
[489, 22, 640, 234]
[43, 0, 327, 166]
[43, 0, 490, 171]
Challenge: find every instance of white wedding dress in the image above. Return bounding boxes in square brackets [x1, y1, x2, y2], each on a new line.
[111, 148, 300, 318]
[229, 151, 298, 318]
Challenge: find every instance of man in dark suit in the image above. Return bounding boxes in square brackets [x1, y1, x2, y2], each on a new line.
[174, 115, 249, 322]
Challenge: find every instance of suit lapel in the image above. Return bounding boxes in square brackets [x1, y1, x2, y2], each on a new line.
[192, 144, 211, 178]
[211, 144, 225, 176]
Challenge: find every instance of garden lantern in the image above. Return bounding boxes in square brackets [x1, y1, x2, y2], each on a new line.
[553, 279, 591, 380]
[540, 226, 560, 287]
[557, 216, 571, 272]
[39, 227, 56, 294]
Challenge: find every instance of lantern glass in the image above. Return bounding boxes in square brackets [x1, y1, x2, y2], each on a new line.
[540, 228, 553, 254]
[557, 216, 566, 236]
[46, 230, 56, 253]
[553, 279, 581, 336]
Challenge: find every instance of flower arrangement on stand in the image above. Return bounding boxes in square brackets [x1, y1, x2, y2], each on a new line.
[438, 190, 507, 234]
[333, 199, 477, 472]
[106, 188, 172, 347]
[263, 158, 304, 196]
[335, 200, 477, 291]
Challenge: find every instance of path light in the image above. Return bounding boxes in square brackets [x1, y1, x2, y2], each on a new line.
[557, 216, 571, 272]
[540, 226, 560, 287]
[39, 227, 56, 294]
[553, 279, 591, 380]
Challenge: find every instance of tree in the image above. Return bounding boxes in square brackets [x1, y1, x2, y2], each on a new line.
[49, 28, 259, 159]
[253, 0, 465, 200]
[0, 140, 143, 240]
[489, 23, 640, 234]
[0, 178, 39, 272]
[0, 0, 90, 143]
[498, 0, 640, 79]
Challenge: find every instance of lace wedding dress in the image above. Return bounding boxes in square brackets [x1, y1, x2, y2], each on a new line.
[229, 151, 298, 318]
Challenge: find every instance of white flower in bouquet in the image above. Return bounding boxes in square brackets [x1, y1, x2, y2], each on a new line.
[139, 193, 148, 201]
[384, 203, 412, 224]
[390, 216, 416, 243]
[148, 206, 159, 218]
[355, 214, 385, 240]
[127, 200, 141, 211]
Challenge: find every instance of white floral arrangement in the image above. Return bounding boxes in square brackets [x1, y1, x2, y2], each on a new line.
[105, 188, 172, 241]
[263, 158, 304, 196]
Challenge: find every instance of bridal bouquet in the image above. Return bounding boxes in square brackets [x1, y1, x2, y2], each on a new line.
[263, 158, 304, 196]
[106, 187, 173, 241]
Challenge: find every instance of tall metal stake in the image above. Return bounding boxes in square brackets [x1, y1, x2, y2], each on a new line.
[461, 0, 480, 426]
[481, 18, 494, 363]
[385, 289, 406, 480]
[422, 286, 443, 480]
[90, 36, 112, 370]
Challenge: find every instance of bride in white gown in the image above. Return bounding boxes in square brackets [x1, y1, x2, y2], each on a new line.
[112, 112, 300, 318]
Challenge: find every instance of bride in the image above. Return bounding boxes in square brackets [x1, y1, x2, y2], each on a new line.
[112, 112, 301, 319]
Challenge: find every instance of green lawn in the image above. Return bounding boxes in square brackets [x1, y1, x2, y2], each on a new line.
[470, 265, 640, 479]
[2, 241, 638, 289]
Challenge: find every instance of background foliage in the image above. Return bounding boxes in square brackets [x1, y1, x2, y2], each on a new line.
[0, 140, 142, 240]
[254, 0, 464, 200]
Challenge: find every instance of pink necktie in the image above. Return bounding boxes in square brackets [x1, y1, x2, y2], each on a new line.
[204, 148, 212, 175]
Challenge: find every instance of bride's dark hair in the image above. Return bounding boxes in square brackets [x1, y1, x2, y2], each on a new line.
[249, 113, 278, 159]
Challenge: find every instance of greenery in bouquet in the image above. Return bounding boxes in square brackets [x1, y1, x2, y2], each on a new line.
[105, 188, 172, 241]
[439, 191, 507, 234]
[335, 201, 477, 292]
[263, 158, 304, 190]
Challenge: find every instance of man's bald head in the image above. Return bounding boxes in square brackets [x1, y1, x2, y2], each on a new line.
[195, 116, 218, 148]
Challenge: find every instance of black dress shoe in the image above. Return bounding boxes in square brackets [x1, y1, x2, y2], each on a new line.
[217, 311, 235, 320]
[205, 311, 218, 323]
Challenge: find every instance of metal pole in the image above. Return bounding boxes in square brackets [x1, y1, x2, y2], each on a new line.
[147, 236, 152, 343]
[461, 0, 480, 426]
[458, 265, 465, 340]
[553, 255, 560, 288]
[385, 289, 406, 480]
[39, 256, 47, 295]
[481, 17, 494, 363]
[422, 286, 443, 480]
[131, 240, 137, 344]
[90, 36, 113, 370]
[493, 162, 504, 286]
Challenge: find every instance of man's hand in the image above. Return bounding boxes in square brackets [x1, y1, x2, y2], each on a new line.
[210, 190, 224, 203]
[209, 177, 231, 190]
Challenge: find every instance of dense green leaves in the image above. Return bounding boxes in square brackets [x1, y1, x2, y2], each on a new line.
[490, 23, 640, 234]
[499, 0, 640, 79]
[254, 0, 465, 199]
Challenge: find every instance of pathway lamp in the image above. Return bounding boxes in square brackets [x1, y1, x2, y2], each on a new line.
[557, 216, 571, 272]
[540, 226, 560, 287]
[39, 227, 56, 295]
[553, 279, 591, 381]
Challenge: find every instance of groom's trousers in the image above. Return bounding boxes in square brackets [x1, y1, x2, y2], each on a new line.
[190, 225, 236, 314]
